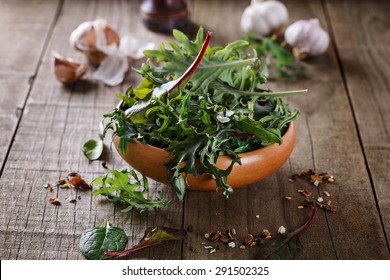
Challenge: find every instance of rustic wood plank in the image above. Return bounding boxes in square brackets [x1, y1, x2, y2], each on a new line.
[0, 0, 61, 169]
[326, 0, 390, 252]
[0, 0, 182, 260]
[183, 0, 388, 259]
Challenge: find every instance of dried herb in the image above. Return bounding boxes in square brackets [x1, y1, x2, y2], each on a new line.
[92, 169, 170, 212]
[68, 175, 92, 190]
[104, 226, 183, 258]
[104, 27, 306, 200]
[256, 208, 317, 260]
[79, 219, 128, 260]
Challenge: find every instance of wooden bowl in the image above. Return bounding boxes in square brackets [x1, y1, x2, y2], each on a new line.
[113, 122, 296, 191]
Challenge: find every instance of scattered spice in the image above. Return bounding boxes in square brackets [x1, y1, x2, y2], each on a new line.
[48, 197, 61, 205]
[323, 190, 331, 197]
[68, 172, 79, 177]
[285, 196, 292, 200]
[57, 178, 67, 185]
[43, 184, 51, 189]
[277, 226, 287, 234]
[297, 205, 304, 209]
[68, 175, 92, 190]
[102, 162, 108, 169]
[59, 183, 70, 189]
[302, 190, 311, 197]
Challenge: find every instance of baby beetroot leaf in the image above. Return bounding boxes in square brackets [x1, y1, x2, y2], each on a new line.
[104, 226, 184, 258]
[256, 208, 317, 260]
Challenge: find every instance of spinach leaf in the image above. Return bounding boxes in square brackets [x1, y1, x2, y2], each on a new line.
[79, 219, 128, 260]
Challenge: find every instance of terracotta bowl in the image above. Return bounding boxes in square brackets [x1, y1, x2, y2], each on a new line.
[113, 122, 296, 191]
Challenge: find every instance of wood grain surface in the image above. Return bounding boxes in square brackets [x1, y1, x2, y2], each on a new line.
[0, 0, 389, 260]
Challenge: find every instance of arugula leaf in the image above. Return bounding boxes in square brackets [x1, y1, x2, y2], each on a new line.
[92, 169, 170, 212]
[79, 219, 128, 260]
[82, 138, 104, 160]
[104, 226, 183, 258]
[244, 34, 306, 81]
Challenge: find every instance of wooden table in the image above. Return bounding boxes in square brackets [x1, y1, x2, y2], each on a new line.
[1, 0, 389, 260]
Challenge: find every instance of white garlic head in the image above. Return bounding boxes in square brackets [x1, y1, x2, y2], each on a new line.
[70, 19, 120, 65]
[241, 0, 289, 36]
[284, 18, 330, 60]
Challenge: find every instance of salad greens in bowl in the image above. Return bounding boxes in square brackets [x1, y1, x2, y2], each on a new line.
[103, 27, 306, 200]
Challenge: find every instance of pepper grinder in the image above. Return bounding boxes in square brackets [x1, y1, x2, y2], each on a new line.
[140, 0, 188, 33]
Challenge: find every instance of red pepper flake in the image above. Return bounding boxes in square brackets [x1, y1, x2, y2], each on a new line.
[68, 175, 92, 190]
[302, 190, 311, 197]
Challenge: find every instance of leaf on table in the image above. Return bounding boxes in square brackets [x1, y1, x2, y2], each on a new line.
[104, 226, 184, 258]
[82, 138, 104, 160]
[256, 208, 317, 260]
[79, 219, 128, 260]
[91, 169, 170, 212]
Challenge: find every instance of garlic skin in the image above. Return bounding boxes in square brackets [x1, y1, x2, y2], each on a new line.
[52, 52, 88, 84]
[241, 0, 289, 36]
[70, 19, 120, 65]
[92, 53, 128, 87]
[119, 34, 155, 60]
[284, 18, 330, 60]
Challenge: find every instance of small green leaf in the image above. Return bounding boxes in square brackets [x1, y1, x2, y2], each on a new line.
[82, 139, 104, 160]
[79, 219, 128, 260]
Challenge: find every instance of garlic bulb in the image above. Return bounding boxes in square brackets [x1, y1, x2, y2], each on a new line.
[284, 18, 330, 60]
[70, 19, 120, 65]
[51, 52, 88, 84]
[241, 0, 289, 36]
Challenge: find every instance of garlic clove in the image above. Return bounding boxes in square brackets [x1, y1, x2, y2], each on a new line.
[119, 34, 155, 60]
[285, 18, 330, 60]
[92, 53, 129, 86]
[241, 0, 289, 36]
[70, 19, 120, 65]
[51, 52, 88, 84]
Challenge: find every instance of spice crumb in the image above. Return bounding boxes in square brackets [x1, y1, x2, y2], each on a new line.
[297, 205, 304, 209]
[285, 196, 292, 200]
[277, 226, 286, 234]
[48, 197, 61, 206]
[323, 190, 331, 197]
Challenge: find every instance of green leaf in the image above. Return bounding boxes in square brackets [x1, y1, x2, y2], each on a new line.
[104, 226, 183, 258]
[256, 208, 317, 260]
[79, 219, 128, 260]
[82, 139, 104, 160]
[92, 169, 170, 212]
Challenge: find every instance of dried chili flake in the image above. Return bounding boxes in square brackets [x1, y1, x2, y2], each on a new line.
[68, 172, 79, 177]
[245, 234, 256, 246]
[68, 175, 92, 190]
[48, 197, 61, 205]
[57, 179, 66, 185]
